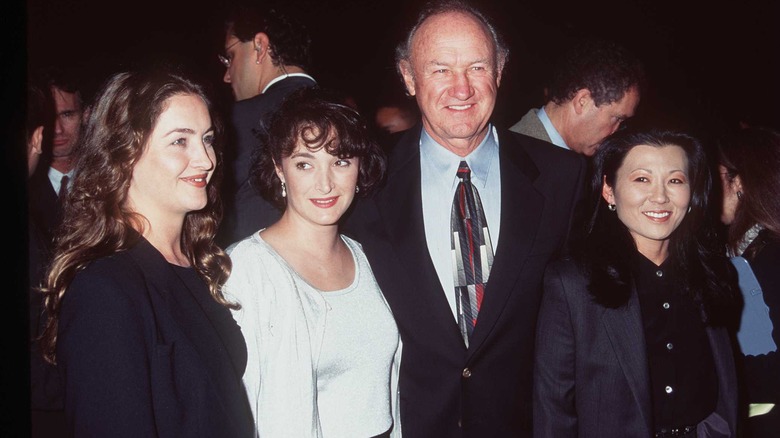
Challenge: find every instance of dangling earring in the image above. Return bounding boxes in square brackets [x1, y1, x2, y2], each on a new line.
[687, 206, 692, 213]
[355, 186, 360, 194]
[608, 203, 616, 211]
[281, 181, 287, 198]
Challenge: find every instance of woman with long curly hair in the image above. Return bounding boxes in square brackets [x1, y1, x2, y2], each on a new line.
[39, 69, 253, 437]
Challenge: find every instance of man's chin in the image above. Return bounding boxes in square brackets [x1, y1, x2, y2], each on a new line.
[52, 150, 75, 159]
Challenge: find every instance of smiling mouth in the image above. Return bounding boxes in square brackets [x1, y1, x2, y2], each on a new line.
[447, 104, 474, 111]
[181, 175, 208, 187]
[310, 197, 339, 208]
[643, 211, 670, 220]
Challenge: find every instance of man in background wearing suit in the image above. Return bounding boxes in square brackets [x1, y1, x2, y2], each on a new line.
[510, 38, 645, 157]
[217, 4, 316, 246]
[345, 1, 584, 436]
[28, 68, 87, 245]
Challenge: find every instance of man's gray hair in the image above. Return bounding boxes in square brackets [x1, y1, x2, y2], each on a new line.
[395, 0, 509, 78]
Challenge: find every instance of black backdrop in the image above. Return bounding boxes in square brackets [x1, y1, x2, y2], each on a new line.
[4, 0, 779, 435]
[27, 0, 780, 135]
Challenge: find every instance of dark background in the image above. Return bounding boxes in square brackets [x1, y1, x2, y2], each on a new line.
[26, 0, 780, 136]
[4, 0, 779, 435]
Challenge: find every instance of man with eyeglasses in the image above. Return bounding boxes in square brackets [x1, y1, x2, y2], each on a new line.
[217, 4, 316, 247]
[510, 37, 645, 157]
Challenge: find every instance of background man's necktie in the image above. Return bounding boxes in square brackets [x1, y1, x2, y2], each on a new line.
[450, 161, 494, 347]
[59, 175, 69, 200]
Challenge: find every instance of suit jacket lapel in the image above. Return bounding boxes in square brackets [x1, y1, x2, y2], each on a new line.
[601, 287, 652, 430]
[467, 130, 544, 354]
[377, 127, 464, 346]
[128, 239, 246, 423]
[525, 109, 553, 144]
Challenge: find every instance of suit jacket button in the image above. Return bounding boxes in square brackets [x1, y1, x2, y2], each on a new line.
[462, 368, 472, 378]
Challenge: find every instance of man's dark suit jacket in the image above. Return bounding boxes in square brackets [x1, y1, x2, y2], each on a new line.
[28, 166, 62, 245]
[345, 126, 585, 437]
[220, 76, 316, 246]
[534, 258, 738, 438]
[56, 237, 254, 437]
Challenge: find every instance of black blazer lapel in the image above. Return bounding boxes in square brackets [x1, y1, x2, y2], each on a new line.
[377, 127, 464, 346]
[128, 239, 246, 424]
[601, 288, 653, 430]
[467, 131, 545, 354]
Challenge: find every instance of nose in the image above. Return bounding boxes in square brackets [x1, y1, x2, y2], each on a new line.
[54, 115, 64, 134]
[449, 71, 474, 100]
[192, 142, 215, 172]
[650, 182, 669, 204]
[315, 168, 334, 194]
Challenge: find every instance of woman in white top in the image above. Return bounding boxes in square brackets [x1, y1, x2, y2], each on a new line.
[223, 87, 401, 438]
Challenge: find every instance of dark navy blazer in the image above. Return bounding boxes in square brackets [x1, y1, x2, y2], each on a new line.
[57, 237, 254, 437]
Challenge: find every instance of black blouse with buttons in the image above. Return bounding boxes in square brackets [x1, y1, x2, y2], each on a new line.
[633, 253, 718, 430]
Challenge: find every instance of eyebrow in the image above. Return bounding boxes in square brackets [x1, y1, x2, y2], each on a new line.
[290, 151, 316, 159]
[427, 57, 491, 66]
[164, 127, 215, 136]
[630, 168, 687, 174]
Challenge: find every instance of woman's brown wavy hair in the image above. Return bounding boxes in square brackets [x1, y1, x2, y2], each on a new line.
[39, 69, 234, 364]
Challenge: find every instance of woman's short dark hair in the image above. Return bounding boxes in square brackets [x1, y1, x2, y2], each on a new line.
[251, 86, 386, 210]
[717, 126, 780, 252]
[579, 128, 738, 325]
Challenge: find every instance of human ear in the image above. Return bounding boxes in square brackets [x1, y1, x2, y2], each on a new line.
[601, 175, 615, 205]
[399, 60, 416, 96]
[495, 53, 506, 87]
[253, 32, 271, 62]
[273, 159, 285, 183]
[573, 88, 593, 116]
[732, 174, 743, 193]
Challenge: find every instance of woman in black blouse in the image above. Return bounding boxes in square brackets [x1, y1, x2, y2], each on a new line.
[718, 126, 780, 437]
[39, 69, 254, 437]
[534, 129, 740, 438]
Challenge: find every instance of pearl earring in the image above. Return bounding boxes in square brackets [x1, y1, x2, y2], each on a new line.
[608, 203, 616, 211]
[281, 181, 286, 198]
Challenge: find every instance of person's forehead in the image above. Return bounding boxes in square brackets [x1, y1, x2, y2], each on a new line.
[412, 11, 492, 51]
[51, 86, 81, 110]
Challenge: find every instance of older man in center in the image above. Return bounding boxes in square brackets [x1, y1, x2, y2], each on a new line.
[345, 1, 585, 436]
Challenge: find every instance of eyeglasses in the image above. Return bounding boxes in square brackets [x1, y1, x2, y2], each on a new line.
[218, 40, 242, 68]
